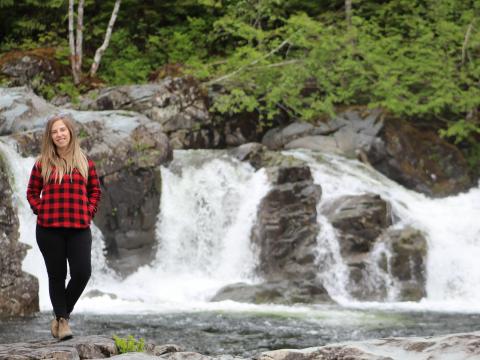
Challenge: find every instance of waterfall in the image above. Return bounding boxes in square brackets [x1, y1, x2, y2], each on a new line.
[3, 136, 480, 313]
[287, 150, 480, 310]
[78, 150, 271, 311]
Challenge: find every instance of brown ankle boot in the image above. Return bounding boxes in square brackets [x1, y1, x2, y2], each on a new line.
[57, 317, 73, 340]
[50, 318, 59, 338]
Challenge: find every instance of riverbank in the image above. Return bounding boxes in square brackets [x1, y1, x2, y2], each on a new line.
[2, 329, 480, 359]
[1, 309, 480, 357]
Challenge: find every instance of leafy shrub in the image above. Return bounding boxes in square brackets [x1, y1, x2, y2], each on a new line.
[113, 334, 145, 354]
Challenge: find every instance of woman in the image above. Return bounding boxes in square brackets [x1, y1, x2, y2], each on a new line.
[26, 113, 101, 341]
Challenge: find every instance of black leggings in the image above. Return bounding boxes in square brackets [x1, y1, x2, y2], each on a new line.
[36, 225, 92, 319]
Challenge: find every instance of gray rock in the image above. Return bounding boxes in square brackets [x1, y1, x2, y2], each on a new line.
[368, 117, 472, 197]
[79, 79, 217, 150]
[264, 109, 384, 158]
[0, 335, 116, 360]
[249, 164, 328, 302]
[262, 122, 315, 150]
[284, 135, 343, 154]
[324, 194, 393, 256]
[376, 227, 428, 301]
[259, 331, 480, 360]
[0, 86, 55, 135]
[211, 280, 330, 305]
[323, 193, 394, 301]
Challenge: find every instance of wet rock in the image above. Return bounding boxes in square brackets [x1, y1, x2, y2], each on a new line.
[324, 194, 393, 255]
[369, 117, 473, 197]
[211, 280, 330, 304]
[0, 151, 39, 316]
[250, 162, 326, 301]
[229, 143, 306, 170]
[0, 86, 55, 135]
[323, 194, 393, 301]
[376, 227, 428, 300]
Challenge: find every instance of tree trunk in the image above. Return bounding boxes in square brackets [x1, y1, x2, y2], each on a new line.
[68, 0, 80, 84]
[90, 0, 121, 77]
[74, 0, 85, 77]
[346, 0, 352, 30]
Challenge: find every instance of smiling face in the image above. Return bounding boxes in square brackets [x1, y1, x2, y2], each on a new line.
[51, 119, 71, 151]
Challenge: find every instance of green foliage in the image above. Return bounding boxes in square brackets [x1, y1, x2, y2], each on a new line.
[1, 0, 479, 165]
[113, 335, 145, 354]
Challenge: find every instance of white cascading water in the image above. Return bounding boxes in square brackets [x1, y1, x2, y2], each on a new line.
[2, 135, 480, 313]
[287, 150, 480, 312]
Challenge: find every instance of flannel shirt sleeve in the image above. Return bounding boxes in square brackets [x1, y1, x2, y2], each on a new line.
[26, 162, 43, 215]
[87, 159, 101, 217]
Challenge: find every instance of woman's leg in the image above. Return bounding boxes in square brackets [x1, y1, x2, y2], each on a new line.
[65, 227, 92, 315]
[36, 225, 69, 319]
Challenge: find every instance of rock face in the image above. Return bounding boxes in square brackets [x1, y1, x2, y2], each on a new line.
[0, 152, 39, 316]
[11, 110, 172, 276]
[368, 117, 472, 197]
[324, 194, 428, 301]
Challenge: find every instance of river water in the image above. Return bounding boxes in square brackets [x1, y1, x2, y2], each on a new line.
[1, 142, 480, 354]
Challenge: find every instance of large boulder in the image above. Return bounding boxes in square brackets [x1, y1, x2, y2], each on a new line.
[0, 86, 55, 135]
[324, 194, 393, 301]
[0, 151, 39, 316]
[80, 79, 264, 149]
[12, 111, 172, 276]
[368, 117, 472, 197]
[0, 48, 67, 91]
[79, 79, 216, 149]
[252, 165, 321, 282]
[324, 194, 427, 301]
[324, 194, 393, 256]
[262, 108, 384, 158]
[211, 280, 330, 305]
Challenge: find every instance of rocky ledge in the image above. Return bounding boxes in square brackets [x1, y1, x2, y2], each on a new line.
[2, 331, 480, 360]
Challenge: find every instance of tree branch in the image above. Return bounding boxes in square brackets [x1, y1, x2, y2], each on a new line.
[90, 0, 121, 77]
[206, 37, 292, 86]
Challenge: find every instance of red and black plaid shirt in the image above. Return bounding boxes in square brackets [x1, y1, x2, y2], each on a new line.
[26, 159, 101, 228]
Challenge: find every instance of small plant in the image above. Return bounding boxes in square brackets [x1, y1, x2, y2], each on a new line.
[113, 334, 145, 354]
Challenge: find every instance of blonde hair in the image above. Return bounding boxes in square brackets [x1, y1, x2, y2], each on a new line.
[38, 113, 89, 184]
